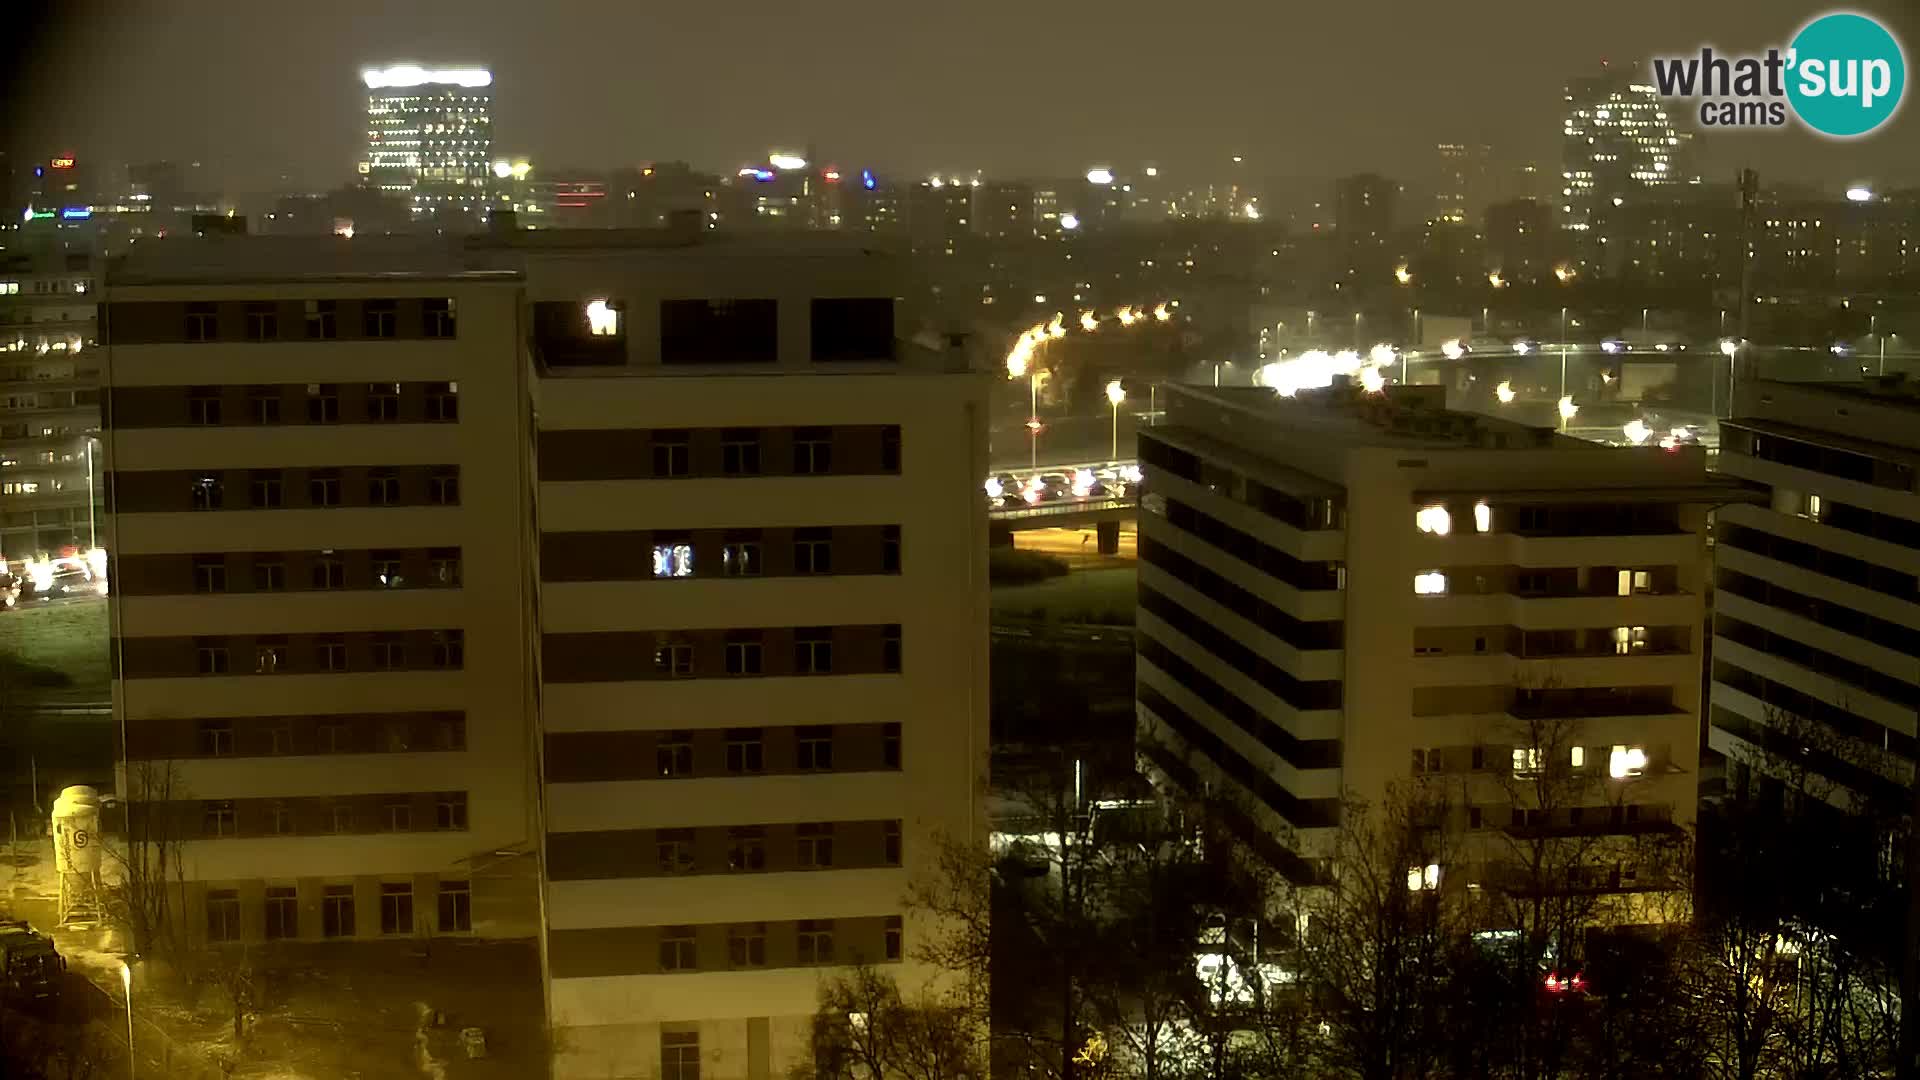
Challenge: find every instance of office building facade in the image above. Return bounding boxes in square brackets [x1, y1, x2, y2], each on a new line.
[1561, 70, 1696, 234]
[362, 65, 495, 220]
[1136, 383, 1724, 907]
[2, 248, 101, 565]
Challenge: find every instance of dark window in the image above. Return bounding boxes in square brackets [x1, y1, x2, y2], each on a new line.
[253, 560, 286, 591]
[881, 425, 901, 473]
[882, 526, 901, 573]
[795, 629, 833, 674]
[424, 298, 457, 339]
[188, 388, 222, 425]
[198, 719, 234, 756]
[797, 727, 834, 769]
[885, 915, 903, 960]
[729, 827, 767, 872]
[429, 468, 460, 505]
[657, 828, 695, 873]
[382, 800, 412, 832]
[185, 302, 217, 342]
[659, 926, 697, 970]
[193, 555, 227, 593]
[322, 886, 354, 937]
[196, 642, 229, 674]
[312, 554, 345, 589]
[190, 475, 223, 511]
[883, 722, 901, 768]
[437, 881, 471, 931]
[380, 882, 413, 934]
[305, 300, 337, 340]
[246, 303, 277, 342]
[435, 792, 467, 830]
[366, 383, 400, 422]
[369, 634, 405, 669]
[883, 624, 902, 673]
[797, 824, 834, 867]
[204, 801, 237, 837]
[308, 470, 341, 507]
[657, 731, 694, 777]
[206, 889, 241, 941]
[660, 298, 778, 365]
[431, 629, 464, 669]
[426, 381, 458, 421]
[884, 821, 902, 866]
[655, 641, 693, 677]
[725, 635, 763, 676]
[794, 528, 832, 575]
[726, 728, 764, 774]
[265, 887, 297, 940]
[250, 471, 282, 508]
[811, 297, 895, 362]
[434, 715, 467, 751]
[371, 551, 403, 588]
[430, 548, 462, 587]
[721, 429, 762, 475]
[793, 427, 833, 474]
[363, 299, 398, 338]
[316, 635, 347, 671]
[368, 469, 400, 506]
[249, 388, 281, 424]
[729, 923, 767, 968]
[652, 431, 691, 477]
[796, 918, 835, 963]
[662, 1031, 700, 1080]
[305, 383, 339, 423]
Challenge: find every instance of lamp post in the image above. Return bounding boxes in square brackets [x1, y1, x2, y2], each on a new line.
[1028, 374, 1038, 469]
[85, 436, 97, 549]
[121, 961, 134, 1079]
[1106, 380, 1126, 460]
[1559, 306, 1569, 426]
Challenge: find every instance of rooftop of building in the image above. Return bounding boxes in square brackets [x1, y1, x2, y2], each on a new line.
[1731, 375, 1920, 459]
[100, 225, 903, 286]
[1182, 381, 1578, 452]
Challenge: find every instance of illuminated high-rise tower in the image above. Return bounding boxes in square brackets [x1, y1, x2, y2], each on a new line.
[362, 65, 494, 219]
[1560, 68, 1696, 233]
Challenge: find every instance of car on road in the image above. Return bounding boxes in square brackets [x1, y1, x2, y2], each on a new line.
[0, 572, 19, 610]
[0, 919, 64, 1002]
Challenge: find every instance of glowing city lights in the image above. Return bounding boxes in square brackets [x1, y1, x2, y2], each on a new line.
[1622, 419, 1652, 445]
[1441, 339, 1466, 361]
[1416, 505, 1451, 536]
[585, 299, 620, 336]
[1488, 271, 1506, 288]
[361, 66, 493, 88]
[1720, 339, 1739, 357]
[1106, 380, 1127, 406]
[1079, 310, 1099, 332]
[769, 152, 809, 170]
[1558, 396, 1579, 421]
[1846, 187, 1873, 202]
[1360, 366, 1386, 393]
[1496, 380, 1516, 404]
[1059, 213, 1080, 230]
[1394, 265, 1413, 285]
[1085, 168, 1115, 185]
[1152, 302, 1170, 322]
[1473, 501, 1491, 533]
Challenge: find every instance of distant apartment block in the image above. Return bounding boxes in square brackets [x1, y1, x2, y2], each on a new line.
[1136, 382, 1739, 905]
[1, 248, 101, 564]
[1710, 376, 1920, 811]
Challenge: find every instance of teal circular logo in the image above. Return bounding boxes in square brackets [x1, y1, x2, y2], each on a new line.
[1787, 12, 1906, 137]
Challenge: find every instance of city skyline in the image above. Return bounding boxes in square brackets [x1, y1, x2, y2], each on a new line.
[7, 0, 1918, 197]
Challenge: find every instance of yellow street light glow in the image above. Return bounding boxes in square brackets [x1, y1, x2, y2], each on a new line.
[1441, 339, 1466, 361]
[491, 161, 513, 180]
[1152, 302, 1171, 321]
[510, 161, 531, 181]
[1488, 271, 1506, 288]
[1047, 312, 1066, 339]
[1360, 365, 1386, 393]
[1368, 344, 1396, 367]
[1243, 202, 1261, 221]
[1558, 396, 1579, 421]
[1106, 379, 1127, 406]
[1720, 339, 1739, 357]
[1116, 306, 1138, 327]
[1554, 265, 1575, 283]
[1622, 419, 1652, 445]
[1495, 380, 1516, 404]
[1394, 264, 1413, 285]
[1079, 310, 1099, 332]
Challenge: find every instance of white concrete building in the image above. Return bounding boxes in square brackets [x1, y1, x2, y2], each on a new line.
[510, 230, 989, 1079]
[100, 239, 541, 947]
[1710, 376, 1920, 810]
[1135, 381, 1736, 900]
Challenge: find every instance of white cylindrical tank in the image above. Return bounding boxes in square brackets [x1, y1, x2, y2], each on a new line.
[51, 785, 102, 875]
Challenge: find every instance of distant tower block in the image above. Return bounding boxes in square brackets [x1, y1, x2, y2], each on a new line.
[51, 786, 105, 925]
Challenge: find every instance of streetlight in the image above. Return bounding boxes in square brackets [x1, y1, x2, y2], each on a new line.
[121, 960, 134, 1079]
[1106, 380, 1126, 460]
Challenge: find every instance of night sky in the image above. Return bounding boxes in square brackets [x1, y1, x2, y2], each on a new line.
[7, 0, 1918, 195]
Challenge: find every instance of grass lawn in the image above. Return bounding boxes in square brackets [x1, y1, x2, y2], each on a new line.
[991, 566, 1136, 625]
[0, 600, 111, 697]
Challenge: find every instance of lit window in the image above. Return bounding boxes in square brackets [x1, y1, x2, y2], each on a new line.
[1415, 505, 1451, 535]
[585, 298, 621, 336]
[1474, 501, 1491, 533]
[1414, 571, 1448, 596]
[652, 543, 693, 579]
[1405, 863, 1440, 891]
[1609, 745, 1648, 779]
[1806, 494, 1824, 522]
[1512, 748, 1542, 776]
[1612, 626, 1648, 654]
[1570, 746, 1585, 768]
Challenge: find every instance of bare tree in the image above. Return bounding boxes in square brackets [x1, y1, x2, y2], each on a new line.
[793, 965, 983, 1080]
[101, 759, 191, 959]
